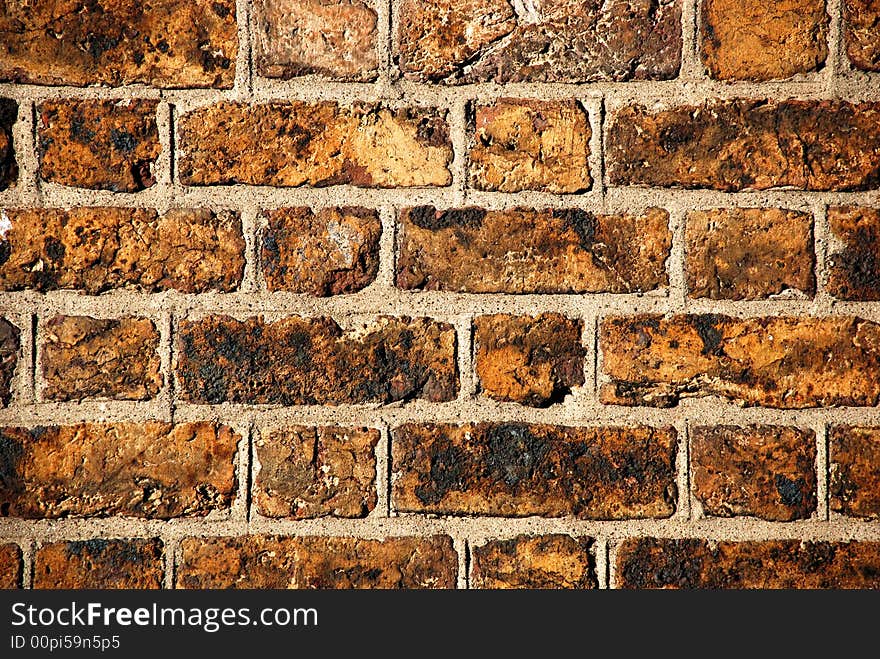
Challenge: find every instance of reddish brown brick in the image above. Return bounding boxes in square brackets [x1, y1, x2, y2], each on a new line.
[0, 422, 239, 519]
[686, 208, 815, 300]
[471, 535, 597, 589]
[607, 100, 880, 191]
[397, 206, 671, 294]
[0, 99, 16, 190]
[0, 544, 21, 589]
[260, 207, 381, 295]
[0, 0, 237, 87]
[844, 0, 880, 71]
[177, 535, 457, 589]
[617, 538, 880, 589]
[474, 314, 585, 407]
[470, 99, 591, 193]
[691, 426, 817, 521]
[0, 207, 244, 293]
[397, 0, 681, 83]
[830, 426, 880, 519]
[255, 426, 379, 519]
[601, 315, 880, 408]
[178, 102, 451, 187]
[392, 423, 677, 519]
[41, 315, 162, 402]
[176, 315, 457, 405]
[254, 0, 377, 80]
[827, 207, 880, 301]
[700, 0, 828, 80]
[0, 319, 19, 408]
[34, 539, 163, 589]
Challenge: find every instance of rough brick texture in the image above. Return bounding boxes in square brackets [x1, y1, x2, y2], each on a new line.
[617, 538, 880, 588]
[0, 0, 237, 87]
[830, 426, 880, 519]
[474, 314, 585, 407]
[827, 207, 880, 301]
[0, 319, 19, 407]
[397, 206, 671, 294]
[0, 99, 16, 190]
[601, 315, 880, 408]
[0, 422, 239, 518]
[0, 544, 21, 589]
[607, 100, 880, 191]
[392, 424, 678, 518]
[177, 535, 457, 589]
[844, 0, 880, 71]
[0, 207, 244, 293]
[471, 535, 597, 589]
[255, 426, 379, 518]
[41, 315, 162, 402]
[33, 539, 163, 589]
[397, 0, 682, 83]
[178, 102, 451, 187]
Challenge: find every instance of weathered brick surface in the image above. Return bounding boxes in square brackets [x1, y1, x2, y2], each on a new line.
[471, 535, 597, 589]
[830, 426, 880, 519]
[41, 315, 162, 402]
[33, 539, 163, 589]
[827, 207, 880, 301]
[617, 538, 880, 589]
[691, 426, 817, 521]
[0, 422, 239, 518]
[601, 315, 880, 408]
[260, 207, 381, 295]
[397, 206, 671, 294]
[255, 426, 379, 518]
[397, 0, 681, 83]
[844, 0, 880, 71]
[0, 319, 19, 407]
[0, 99, 16, 190]
[392, 423, 678, 518]
[0, 0, 237, 87]
[38, 100, 160, 192]
[474, 314, 585, 407]
[254, 0, 377, 80]
[0, 207, 244, 293]
[686, 208, 814, 300]
[176, 315, 457, 405]
[178, 102, 451, 187]
[470, 99, 591, 193]
[607, 100, 880, 191]
[177, 535, 457, 588]
[700, 0, 828, 80]
[0, 544, 21, 589]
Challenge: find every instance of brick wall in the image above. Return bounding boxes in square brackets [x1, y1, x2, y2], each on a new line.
[0, 0, 879, 589]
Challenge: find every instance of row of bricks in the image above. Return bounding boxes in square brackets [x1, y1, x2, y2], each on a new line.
[4, 98, 880, 194]
[0, 0, 878, 88]
[3, 535, 880, 589]
[0, 421, 877, 520]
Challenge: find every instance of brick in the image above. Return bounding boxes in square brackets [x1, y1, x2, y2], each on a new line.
[178, 102, 451, 187]
[33, 539, 163, 589]
[176, 315, 457, 405]
[0, 544, 21, 589]
[0, 99, 16, 190]
[607, 100, 880, 191]
[397, 0, 681, 83]
[691, 426, 817, 521]
[38, 100, 160, 192]
[470, 99, 591, 193]
[41, 315, 162, 402]
[471, 535, 597, 589]
[844, 0, 880, 71]
[700, 0, 828, 80]
[686, 208, 814, 300]
[474, 314, 585, 407]
[0, 319, 19, 408]
[392, 423, 677, 519]
[827, 207, 880, 301]
[0, 207, 244, 293]
[617, 538, 880, 589]
[0, 0, 237, 87]
[601, 315, 880, 408]
[254, 0, 377, 80]
[260, 207, 381, 295]
[830, 426, 880, 519]
[0, 422, 239, 518]
[397, 206, 671, 294]
[255, 426, 379, 518]
[177, 535, 457, 588]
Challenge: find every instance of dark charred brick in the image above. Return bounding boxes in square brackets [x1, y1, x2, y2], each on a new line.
[0, 544, 21, 588]
[34, 539, 163, 589]
[0, 99, 16, 190]
[471, 535, 597, 589]
[830, 426, 880, 519]
[0, 319, 19, 407]
[827, 207, 880, 301]
[844, 0, 880, 71]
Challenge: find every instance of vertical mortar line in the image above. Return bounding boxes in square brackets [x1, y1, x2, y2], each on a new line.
[450, 97, 470, 207]
[579, 310, 597, 408]
[23, 539, 35, 589]
[13, 99, 40, 205]
[162, 536, 178, 590]
[158, 312, 174, 421]
[29, 312, 38, 405]
[155, 101, 174, 202]
[592, 315, 600, 398]
[815, 421, 830, 522]
[583, 95, 606, 209]
[385, 420, 394, 517]
[167, 311, 178, 423]
[594, 537, 608, 590]
[235, 421, 254, 523]
[377, 205, 397, 290]
[376, 0, 393, 87]
[456, 314, 476, 401]
[825, 0, 845, 87]
[237, 0, 255, 99]
[680, 0, 703, 81]
[454, 537, 469, 590]
[675, 419, 692, 521]
[667, 207, 689, 310]
[606, 539, 617, 589]
[811, 201, 834, 314]
[374, 422, 391, 518]
[241, 208, 262, 294]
